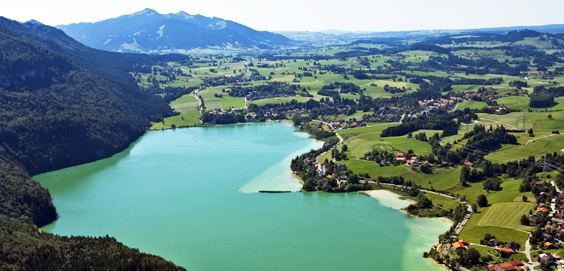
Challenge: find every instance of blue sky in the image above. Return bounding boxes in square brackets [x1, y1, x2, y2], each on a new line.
[3, 0, 564, 31]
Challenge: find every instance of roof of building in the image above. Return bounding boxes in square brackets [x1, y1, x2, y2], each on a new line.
[452, 240, 467, 249]
[495, 247, 515, 254]
[486, 260, 524, 271]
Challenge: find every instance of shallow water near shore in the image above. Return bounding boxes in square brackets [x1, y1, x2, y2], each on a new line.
[36, 123, 451, 271]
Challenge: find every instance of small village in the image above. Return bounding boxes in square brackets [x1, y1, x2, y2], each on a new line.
[441, 179, 564, 271]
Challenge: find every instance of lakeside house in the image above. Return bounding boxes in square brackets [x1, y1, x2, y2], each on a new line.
[486, 260, 524, 271]
[452, 240, 468, 250]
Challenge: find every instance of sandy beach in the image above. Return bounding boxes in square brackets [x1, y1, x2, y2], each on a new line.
[361, 190, 415, 211]
[362, 190, 452, 271]
[239, 132, 323, 193]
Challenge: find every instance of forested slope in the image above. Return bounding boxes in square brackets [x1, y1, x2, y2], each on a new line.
[0, 17, 184, 270]
[0, 215, 183, 270]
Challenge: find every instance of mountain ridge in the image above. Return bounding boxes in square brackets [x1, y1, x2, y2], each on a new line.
[58, 9, 293, 52]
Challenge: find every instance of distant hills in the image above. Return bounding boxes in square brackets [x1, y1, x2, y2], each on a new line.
[418, 30, 564, 50]
[58, 9, 293, 53]
[281, 24, 564, 45]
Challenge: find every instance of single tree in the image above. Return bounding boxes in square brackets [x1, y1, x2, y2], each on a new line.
[477, 194, 488, 207]
[520, 214, 529, 225]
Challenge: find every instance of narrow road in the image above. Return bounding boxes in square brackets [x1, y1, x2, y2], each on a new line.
[310, 120, 343, 165]
[193, 89, 204, 113]
[311, 120, 343, 143]
[521, 181, 561, 269]
[524, 236, 537, 269]
[525, 133, 559, 146]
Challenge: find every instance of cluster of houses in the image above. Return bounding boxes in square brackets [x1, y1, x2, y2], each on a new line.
[387, 152, 422, 168]
[538, 71, 555, 80]
[526, 182, 564, 269]
[404, 154, 422, 168]
[325, 119, 366, 130]
[250, 107, 310, 120]
[451, 238, 528, 271]
[313, 161, 365, 188]
[530, 189, 564, 252]
[418, 96, 463, 109]
[362, 109, 406, 123]
[479, 236, 522, 258]
[209, 108, 244, 115]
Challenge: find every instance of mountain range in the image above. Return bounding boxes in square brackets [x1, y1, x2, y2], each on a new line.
[58, 8, 293, 53]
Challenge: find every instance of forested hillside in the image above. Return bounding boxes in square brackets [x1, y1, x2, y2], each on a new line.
[0, 215, 183, 270]
[0, 17, 183, 269]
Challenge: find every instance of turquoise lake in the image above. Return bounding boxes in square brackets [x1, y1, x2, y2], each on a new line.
[36, 123, 451, 271]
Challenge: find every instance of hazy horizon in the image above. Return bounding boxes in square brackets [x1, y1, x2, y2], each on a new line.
[3, 0, 564, 32]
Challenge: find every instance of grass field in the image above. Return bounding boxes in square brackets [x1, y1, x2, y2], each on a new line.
[170, 92, 200, 113]
[326, 111, 371, 121]
[478, 111, 564, 132]
[476, 202, 535, 232]
[335, 124, 432, 158]
[250, 96, 312, 106]
[151, 111, 202, 130]
[199, 86, 246, 111]
[450, 178, 535, 205]
[487, 134, 564, 163]
[342, 159, 462, 191]
[459, 207, 530, 247]
[359, 79, 418, 98]
[151, 90, 203, 130]
[424, 193, 461, 210]
[457, 181, 535, 247]
[495, 96, 530, 111]
[456, 100, 488, 111]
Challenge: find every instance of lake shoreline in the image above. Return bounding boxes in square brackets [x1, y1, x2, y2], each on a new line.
[205, 121, 455, 271]
[39, 122, 453, 271]
[361, 189, 452, 271]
